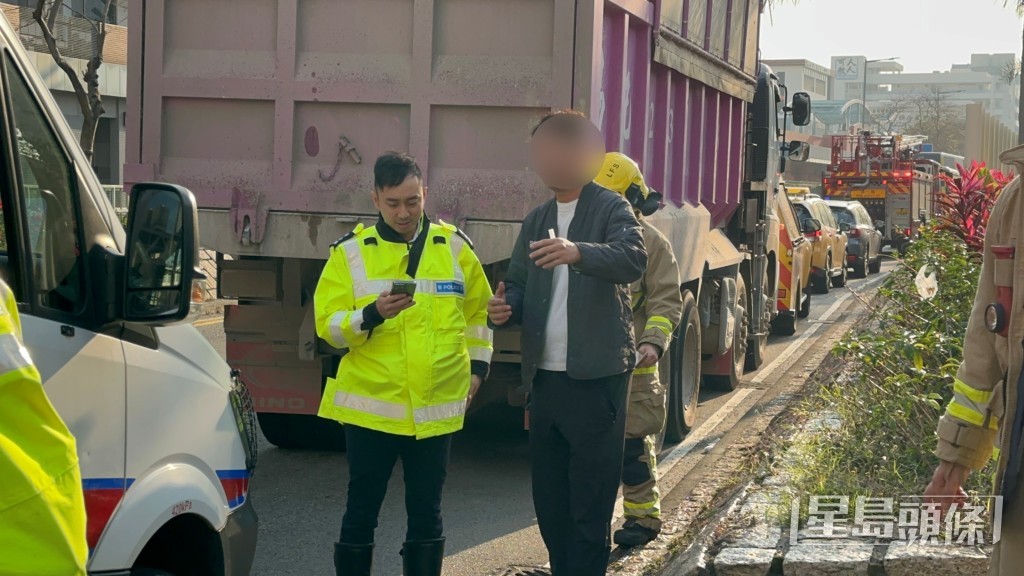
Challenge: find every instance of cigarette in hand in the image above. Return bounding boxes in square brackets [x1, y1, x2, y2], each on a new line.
[548, 228, 556, 239]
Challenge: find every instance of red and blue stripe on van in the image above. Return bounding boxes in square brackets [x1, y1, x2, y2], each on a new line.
[82, 469, 250, 551]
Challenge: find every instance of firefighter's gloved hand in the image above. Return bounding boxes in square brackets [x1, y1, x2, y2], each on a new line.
[636, 344, 660, 369]
[375, 290, 415, 319]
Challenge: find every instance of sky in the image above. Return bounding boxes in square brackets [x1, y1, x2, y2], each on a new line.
[760, 0, 1023, 74]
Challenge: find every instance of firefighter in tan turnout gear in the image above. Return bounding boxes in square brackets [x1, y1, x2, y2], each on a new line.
[595, 153, 683, 546]
[923, 144, 1024, 575]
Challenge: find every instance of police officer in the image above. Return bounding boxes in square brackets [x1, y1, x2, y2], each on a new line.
[594, 153, 683, 547]
[0, 279, 89, 575]
[923, 144, 1023, 575]
[316, 152, 493, 576]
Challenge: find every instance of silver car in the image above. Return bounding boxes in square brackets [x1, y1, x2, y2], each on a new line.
[826, 200, 884, 277]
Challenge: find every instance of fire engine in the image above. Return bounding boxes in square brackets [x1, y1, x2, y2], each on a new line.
[821, 132, 934, 254]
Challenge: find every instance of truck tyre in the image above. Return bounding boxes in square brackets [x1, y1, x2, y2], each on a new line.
[868, 256, 882, 274]
[832, 254, 848, 288]
[745, 271, 768, 371]
[257, 412, 347, 451]
[813, 255, 832, 294]
[705, 275, 748, 392]
[797, 285, 811, 319]
[663, 291, 701, 442]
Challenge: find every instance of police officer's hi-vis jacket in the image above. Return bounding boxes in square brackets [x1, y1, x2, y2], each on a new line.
[315, 216, 494, 439]
[934, 145, 1024, 502]
[0, 280, 88, 575]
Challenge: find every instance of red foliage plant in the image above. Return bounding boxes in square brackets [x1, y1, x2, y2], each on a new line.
[934, 161, 1014, 253]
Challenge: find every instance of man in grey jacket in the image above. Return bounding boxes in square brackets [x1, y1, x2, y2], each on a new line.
[488, 110, 647, 576]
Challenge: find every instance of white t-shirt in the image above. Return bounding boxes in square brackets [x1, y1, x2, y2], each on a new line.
[539, 199, 578, 371]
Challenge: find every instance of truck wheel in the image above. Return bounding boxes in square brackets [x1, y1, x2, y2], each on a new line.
[797, 285, 811, 319]
[745, 272, 768, 371]
[257, 412, 346, 451]
[868, 256, 882, 274]
[832, 254, 848, 288]
[663, 291, 701, 442]
[705, 276, 748, 392]
[813, 255, 832, 294]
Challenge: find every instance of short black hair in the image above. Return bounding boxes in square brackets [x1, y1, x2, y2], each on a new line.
[374, 151, 422, 190]
[531, 109, 592, 137]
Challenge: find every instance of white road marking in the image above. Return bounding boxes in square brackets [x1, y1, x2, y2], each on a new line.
[611, 270, 892, 525]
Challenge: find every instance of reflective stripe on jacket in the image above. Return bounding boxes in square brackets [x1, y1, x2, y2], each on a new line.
[934, 145, 1024, 498]
[0, 281, 88, 575]
[631, 219, 683, 375]
[315, 219, 493, 439]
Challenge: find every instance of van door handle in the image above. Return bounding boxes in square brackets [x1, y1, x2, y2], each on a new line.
[60, 325, 74, 337]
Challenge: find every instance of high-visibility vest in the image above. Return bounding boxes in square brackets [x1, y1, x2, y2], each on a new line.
[0, 281, 88, 575]
[315, 220, 493, 439]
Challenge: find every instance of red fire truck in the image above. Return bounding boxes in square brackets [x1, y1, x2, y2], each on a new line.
[821, 132, 934, 254]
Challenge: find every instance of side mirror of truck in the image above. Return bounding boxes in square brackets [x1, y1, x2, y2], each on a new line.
[802, 218, 822, 234]
[122, 183, 201, 323]
[791, 92, 812, 126]
[787, 141, 810, 162]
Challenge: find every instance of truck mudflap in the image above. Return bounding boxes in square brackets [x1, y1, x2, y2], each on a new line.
[220, 496, 258, 576]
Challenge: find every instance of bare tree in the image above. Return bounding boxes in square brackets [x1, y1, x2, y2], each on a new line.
[870, 93, 916, 134]
[1004, 1, 1024, 144]
[31, 0, 116, 162]
[904, 87, 967, 154]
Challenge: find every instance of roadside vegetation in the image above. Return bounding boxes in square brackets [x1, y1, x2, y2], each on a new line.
[782, 161, 1011, 502]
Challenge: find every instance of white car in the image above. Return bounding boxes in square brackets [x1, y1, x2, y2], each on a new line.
[0, 13, 257, 575]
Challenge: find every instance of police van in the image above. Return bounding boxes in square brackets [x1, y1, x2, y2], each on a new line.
[0, 14, 257, 576]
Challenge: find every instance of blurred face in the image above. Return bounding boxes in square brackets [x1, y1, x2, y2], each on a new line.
[529, 120, 606, 193]
[372, 175, 424, 240]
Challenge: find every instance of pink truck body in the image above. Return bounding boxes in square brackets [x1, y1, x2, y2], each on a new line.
[127, 0, 788, 446]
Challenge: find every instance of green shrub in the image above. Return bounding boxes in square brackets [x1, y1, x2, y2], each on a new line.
[784, 227, 995, 500]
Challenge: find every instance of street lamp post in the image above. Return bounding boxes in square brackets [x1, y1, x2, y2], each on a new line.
[861, 57, 900, 127]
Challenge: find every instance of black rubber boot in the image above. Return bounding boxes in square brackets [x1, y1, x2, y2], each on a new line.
[334, 542, 374, 576]
[401, 538, 445, 576]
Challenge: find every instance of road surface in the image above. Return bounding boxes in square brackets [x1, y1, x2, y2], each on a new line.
[193, 262, 894, 575]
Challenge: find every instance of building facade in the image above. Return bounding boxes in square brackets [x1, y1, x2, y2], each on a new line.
[1, 1, 126, 185]
[763, 58, 833, 136]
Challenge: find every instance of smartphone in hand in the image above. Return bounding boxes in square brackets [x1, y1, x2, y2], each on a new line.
[390, 280, 417, 297]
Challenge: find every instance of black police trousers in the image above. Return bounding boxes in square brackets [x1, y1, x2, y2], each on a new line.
[529, 369, 631, 576]
[339, 424, 453, 545]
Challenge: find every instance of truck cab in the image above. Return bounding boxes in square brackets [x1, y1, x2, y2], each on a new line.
[0, 14, 257, 576]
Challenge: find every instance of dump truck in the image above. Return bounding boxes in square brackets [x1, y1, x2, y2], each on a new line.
[126, 0, 810, 449]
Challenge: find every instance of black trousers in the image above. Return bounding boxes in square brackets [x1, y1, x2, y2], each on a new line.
[339, 424, 453, 545]
[529, 369, 631, 576]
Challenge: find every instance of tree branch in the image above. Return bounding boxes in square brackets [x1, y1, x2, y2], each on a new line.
[33, 0, 90, 118]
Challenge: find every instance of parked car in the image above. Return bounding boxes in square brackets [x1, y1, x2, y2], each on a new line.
[772, 190, 812, 335]
[791, 194, 848, 293]
[826, 199, 884, 277]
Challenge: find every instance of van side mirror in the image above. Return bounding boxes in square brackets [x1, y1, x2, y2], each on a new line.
[790, 92, 812, 126]
[839, 222, 851, 233]
[122, 183, 200, 323]
[802, 218, 822, 234]
[874, 220, 885, 231]
[787, 141, 811, 162]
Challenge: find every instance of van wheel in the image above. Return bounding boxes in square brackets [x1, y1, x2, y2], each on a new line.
[813, 255, 832, 294]
[797, 285, 811, 319]
[868, 257, 882, 274]
[258, 412, 347, 451]
[663, 291, 701, 442]
[705, 275, 748, 392]
[832, 254, 848, 288]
